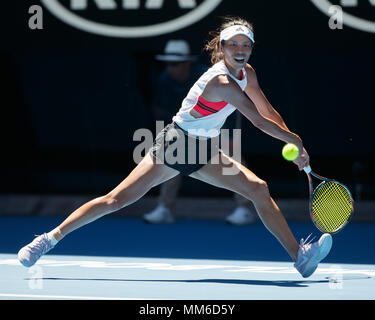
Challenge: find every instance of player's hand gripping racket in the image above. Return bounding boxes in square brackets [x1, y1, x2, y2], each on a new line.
[303, 165, 354, 234]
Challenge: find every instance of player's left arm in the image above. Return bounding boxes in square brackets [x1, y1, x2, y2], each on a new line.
[244, 64, 289, 131]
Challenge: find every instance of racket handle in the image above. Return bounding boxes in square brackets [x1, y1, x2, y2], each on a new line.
[303, 165, 312, 174]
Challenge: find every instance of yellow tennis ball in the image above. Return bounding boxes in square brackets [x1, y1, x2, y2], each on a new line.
[282, 143, 299, 161]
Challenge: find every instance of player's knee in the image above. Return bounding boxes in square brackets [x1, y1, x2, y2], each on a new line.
[249, 179, 270, 200]
[100, 193, 126, 212]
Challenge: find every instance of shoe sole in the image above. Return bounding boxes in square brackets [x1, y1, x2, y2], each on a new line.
[317, 233, 333, 261]
[18, 249, 36, 268]
[18, 258, 34, 268]
[18, 234, 55, 268]
[301, 234, 333, 278]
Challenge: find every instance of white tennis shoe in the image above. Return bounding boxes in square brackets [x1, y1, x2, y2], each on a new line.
[18, 233, 55, 267]
[142, 203, 175, 224]
[225, 206, 257, 226]
[294, 233, 332, 278]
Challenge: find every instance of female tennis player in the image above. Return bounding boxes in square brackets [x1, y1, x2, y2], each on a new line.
[18, 16, 332, 278]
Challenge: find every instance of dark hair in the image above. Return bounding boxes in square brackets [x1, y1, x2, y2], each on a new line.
[204, 16, 254, 65]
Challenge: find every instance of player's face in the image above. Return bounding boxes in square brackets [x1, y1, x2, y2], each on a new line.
[222, 35, 253, 70]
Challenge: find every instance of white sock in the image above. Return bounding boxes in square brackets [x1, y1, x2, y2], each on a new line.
[47, 228, 60, 246]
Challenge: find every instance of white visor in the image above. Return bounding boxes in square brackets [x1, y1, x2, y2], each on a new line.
[219, 25, 255, 44]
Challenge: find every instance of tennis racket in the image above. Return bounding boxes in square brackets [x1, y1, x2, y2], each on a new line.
[303, 165, 354, 234]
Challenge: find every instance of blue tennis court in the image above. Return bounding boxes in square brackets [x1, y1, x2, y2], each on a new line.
[4, 1, 375, 315]
[1, 216, 374, 300]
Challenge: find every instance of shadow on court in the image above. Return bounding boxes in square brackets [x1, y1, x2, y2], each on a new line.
[27, 277, 331, 288]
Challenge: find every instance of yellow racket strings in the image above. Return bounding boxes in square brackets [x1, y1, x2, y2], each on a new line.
[311, 182, 353, 233]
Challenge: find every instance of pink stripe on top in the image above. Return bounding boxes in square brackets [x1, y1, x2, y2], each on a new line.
[193, 96, 228, 117]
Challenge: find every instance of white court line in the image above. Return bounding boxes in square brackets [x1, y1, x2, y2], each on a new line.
[0, 293, 151, 300]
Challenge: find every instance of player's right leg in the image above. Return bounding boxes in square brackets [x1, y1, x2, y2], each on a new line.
[189, 151, 332, 277]
[18, 152, 179, 267]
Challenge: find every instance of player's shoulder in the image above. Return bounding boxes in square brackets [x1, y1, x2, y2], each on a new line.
[245, 63, 255, 72]
[207, 74, 238, 90]
[245, 63, 259, 86]
[245, 63, 257, 79]
[204, 74, 241, 101]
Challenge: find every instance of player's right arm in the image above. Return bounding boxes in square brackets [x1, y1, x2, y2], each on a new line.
[202, 75, 309, 169]
[243, 65, 310, 169]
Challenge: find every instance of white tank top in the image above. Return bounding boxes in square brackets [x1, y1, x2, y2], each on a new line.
[172, 60, 247, 138]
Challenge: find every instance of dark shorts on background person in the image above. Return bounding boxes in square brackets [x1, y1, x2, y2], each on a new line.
[150, 122, 220, 176]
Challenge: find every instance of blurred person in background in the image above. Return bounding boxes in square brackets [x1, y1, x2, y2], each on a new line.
[143, 39, 257, 225]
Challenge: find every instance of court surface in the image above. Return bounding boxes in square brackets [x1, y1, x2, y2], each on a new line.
[0, 216, 374, 300]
